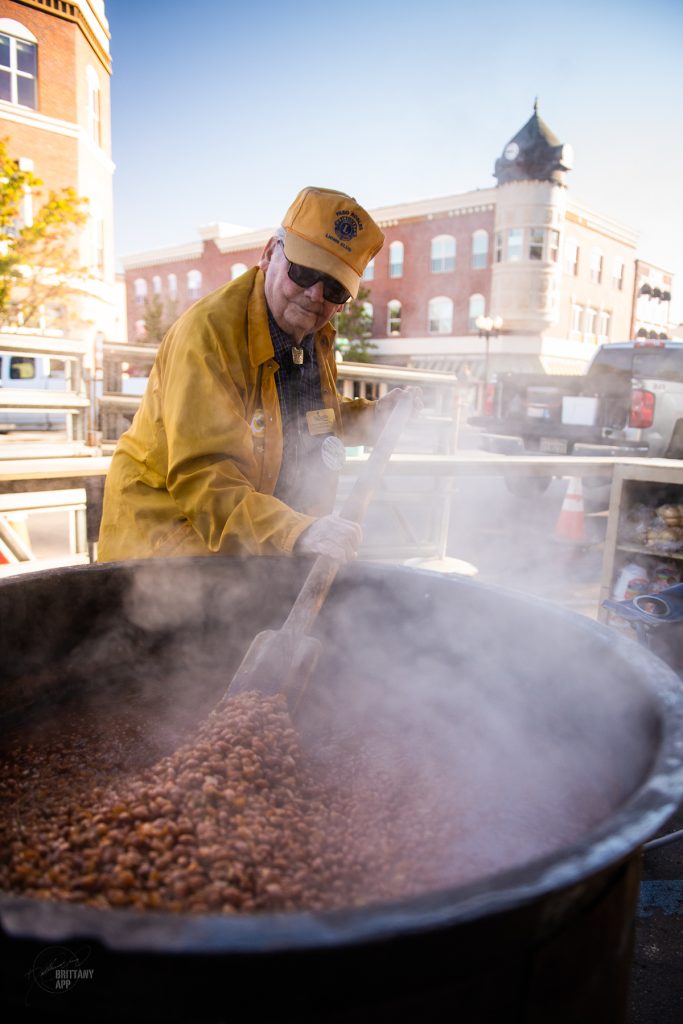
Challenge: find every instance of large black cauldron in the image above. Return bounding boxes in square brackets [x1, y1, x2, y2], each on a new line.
[1, 557, 682, 1023]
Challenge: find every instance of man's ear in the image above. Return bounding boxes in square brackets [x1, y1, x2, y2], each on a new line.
[258, 236, 279, 272]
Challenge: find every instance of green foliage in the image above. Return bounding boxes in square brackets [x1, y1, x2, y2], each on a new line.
[334, 284, 377, 363]
[142, 293, 178, 343]
[0, 137, 89, 329]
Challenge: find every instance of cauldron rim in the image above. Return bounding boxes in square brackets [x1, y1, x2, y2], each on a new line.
[1, 558, 683, 954]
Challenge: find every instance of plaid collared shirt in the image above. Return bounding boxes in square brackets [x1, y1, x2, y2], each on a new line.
[268, 310, 329, 512]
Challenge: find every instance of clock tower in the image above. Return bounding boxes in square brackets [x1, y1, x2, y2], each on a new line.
[490, 103, 572, 333]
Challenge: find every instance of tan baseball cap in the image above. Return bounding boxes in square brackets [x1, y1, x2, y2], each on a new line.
[281, 186, 384, 299]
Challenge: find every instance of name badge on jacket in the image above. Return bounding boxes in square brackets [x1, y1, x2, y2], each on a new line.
[306, 408, 336, 436]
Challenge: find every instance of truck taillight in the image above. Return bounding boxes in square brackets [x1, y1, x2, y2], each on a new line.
[630, 389, 655, 428]
[484, 383, 496, 417]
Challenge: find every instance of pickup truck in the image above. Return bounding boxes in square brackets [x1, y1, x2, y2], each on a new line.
[469, 340, 683, 464]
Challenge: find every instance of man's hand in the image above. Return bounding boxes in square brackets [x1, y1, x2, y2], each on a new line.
[375, 386, 423, 424]
[295, 514, 362, 562]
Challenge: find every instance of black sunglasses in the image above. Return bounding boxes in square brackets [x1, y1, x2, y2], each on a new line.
[278, 241, 351, 304]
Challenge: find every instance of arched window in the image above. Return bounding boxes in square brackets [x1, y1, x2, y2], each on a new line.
[362, 258, 374, 281]
[0, 20, 38, 109]
[431, 235, 456, 273]
[231, 263, 247, 280]
[362, 302, 373, 329]
[167, 273, 177, 299]
[428, 296, 453, 334]
[387, 300, 401, 336]
[389, 241, 404, 278]
[468, 294, 485, 331]
[187, 269, 202, 300]
[86, 65, 101, 145]
[471, 230, 488, 269]
[152, 275, 162, 295]
[134, 278, 148, 307]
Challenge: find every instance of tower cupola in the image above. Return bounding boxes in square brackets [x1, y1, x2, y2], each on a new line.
[495, 101, 573, 187]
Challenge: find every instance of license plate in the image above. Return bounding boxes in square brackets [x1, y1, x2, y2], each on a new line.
[527, 406, 549, 419]
[540, 437, 568, 454]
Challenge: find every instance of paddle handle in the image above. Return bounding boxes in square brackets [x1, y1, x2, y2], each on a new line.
[282, 391, 415, 637]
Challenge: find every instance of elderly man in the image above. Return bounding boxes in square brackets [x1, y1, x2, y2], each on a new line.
[98, 186, 414, 564]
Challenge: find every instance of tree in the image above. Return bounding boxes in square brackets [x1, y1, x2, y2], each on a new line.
[142, 293, 178, 344]
[334, 284, 377, 363]
[0, 137, 89, 330]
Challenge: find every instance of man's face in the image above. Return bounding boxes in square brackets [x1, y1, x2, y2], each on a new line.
[260, 238, 345, 342]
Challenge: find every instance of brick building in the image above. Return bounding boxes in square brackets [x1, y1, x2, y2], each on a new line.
[122, 106, 675, 376]
[0, 0, 120, 343]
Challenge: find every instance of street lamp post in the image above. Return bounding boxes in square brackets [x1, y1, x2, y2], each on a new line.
[475, 314, 503, 385]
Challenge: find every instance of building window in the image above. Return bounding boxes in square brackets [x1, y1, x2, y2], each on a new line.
[590, 248, 603, 284]
[565, 239, 579, 276]
[362, 301, 373, 330]
[431, 235, 455, 273]
[495, 232, 503, 263]
[507, 228, 523, 262]
[231, 263, 247, 280]
[471, 230, 488, 269]
[612, 260, 624, 290]
[167, 273, 177, 300]
[187, 269, 202, 300]
[584, 307, 597, 340]
[152, 275, 162, 295]
[468, 294, 485, 331]
[0, 23, 38, 110]
[86, 66, 101, 146]
[548, 230, 560, 263]
[387, 300, 401, 336]
[597, 310, 611, 341]
[389, 241, 404, 278]
[428, 296, 453, 334]
[570, 303, 583, 338]
[529, 228, 544, 261]
[362, 258, 374, 281]
[134, 278, 148, 306]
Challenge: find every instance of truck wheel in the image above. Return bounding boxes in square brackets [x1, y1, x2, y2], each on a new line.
[504, 476, 552, 498]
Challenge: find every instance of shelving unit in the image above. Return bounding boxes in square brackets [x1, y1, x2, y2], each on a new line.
[598, 460, 683, 623]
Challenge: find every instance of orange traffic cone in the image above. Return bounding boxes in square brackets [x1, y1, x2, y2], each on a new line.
[555, 477, 586, 545]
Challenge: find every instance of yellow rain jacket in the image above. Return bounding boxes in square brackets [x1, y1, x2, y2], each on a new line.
[97, 268, 376, 562]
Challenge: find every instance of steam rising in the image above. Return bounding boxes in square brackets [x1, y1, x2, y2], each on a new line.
[37, 554, 655, 899]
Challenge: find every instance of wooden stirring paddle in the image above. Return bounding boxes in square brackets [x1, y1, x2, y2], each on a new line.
[225, 391, 415, 713]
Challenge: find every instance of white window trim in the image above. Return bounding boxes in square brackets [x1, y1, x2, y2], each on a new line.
[471, 230, 488, 269]
[430, 234, 456, 273]
[0, 19, 37, 43]
[387, 300, 401, 336]
[0, 22, 38, 109]
[428, 296, 453, 335]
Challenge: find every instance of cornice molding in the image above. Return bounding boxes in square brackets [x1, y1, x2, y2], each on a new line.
[12, 0, 112, 73]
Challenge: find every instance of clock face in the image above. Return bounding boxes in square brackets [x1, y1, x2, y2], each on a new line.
[504, 142, 519, 161]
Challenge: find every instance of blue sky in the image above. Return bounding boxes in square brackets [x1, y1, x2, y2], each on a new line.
[107, 0, 683, 319]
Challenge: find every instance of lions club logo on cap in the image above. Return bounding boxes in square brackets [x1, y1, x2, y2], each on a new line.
[334, 214, 357, 243]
